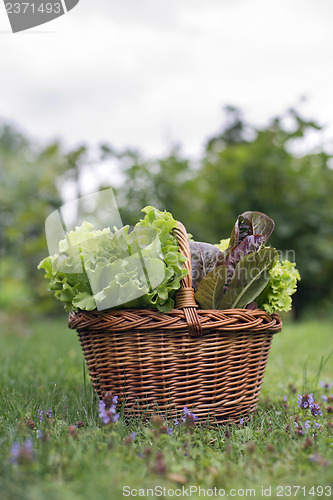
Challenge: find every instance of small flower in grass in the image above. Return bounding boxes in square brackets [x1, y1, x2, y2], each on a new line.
[37, 407, 53, 423]
[153, 451, 167, 475]
[99, 392, 119, 425]
[10, 439, 35, 465]
[309, 454, 330, 467]
[182, 406, 199, 424]
[297, 393, 314, 409]
[297, 393, 322, 416]
[294, 422, 304, 436]
[304, 420, 311, 431]
[172, 408, 198, 429]
[320, 381, 332, 391]
[26, 418, 35, 430]
[123, 431, 137, 445]
[321, 394, 333, 404]
[181, 407, 199, 431]
[311, 402, 322, 417]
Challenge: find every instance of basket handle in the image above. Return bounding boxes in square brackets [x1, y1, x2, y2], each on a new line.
[173, 222, 203, 338]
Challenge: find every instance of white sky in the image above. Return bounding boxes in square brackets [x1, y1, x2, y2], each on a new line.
[0, 0, 333, 163]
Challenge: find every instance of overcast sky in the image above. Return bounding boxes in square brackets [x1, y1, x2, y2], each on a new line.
[1, 0, 333, 161]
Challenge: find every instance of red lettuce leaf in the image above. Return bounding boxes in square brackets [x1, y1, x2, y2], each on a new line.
[218, 247, 278, 309]
[195, 265, 228, 309]
[223, 234, 266, 290]
[189, 241, 225, 292]
[229, 211, 274, 248]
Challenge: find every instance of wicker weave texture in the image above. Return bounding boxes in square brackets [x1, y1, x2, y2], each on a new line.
[69, 309, 282, 422]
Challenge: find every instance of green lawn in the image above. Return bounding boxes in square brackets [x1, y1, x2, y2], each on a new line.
[0, 314, 332, 500]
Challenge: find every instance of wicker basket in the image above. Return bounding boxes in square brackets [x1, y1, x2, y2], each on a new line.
[68, 222, 282, 423]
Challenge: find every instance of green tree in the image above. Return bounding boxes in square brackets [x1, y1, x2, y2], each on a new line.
[99, 144, 198, 228]
[0, 125, 73, 314]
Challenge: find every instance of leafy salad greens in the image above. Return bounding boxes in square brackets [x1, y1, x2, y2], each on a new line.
[38, 206, 188, 313]
[192, 211, 300, 313]
[39, 207, 300, 315]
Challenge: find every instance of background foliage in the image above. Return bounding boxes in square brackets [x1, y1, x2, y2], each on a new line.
[1, 106, 332, 318]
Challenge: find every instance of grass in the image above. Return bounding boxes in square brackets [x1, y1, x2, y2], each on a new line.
[0, 313, 332, 500]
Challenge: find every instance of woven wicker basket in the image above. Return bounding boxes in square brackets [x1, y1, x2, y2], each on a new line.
[68, 222, 282, 423]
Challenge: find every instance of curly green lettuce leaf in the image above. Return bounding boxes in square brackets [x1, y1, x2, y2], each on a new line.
[38, 206, 188, 313]
[256, 259, 301, 314]
[59, 221, 111, 253]
[215, 238, 230, 252]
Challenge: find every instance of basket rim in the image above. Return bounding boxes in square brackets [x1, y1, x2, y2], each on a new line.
[68, 307, 282, 335]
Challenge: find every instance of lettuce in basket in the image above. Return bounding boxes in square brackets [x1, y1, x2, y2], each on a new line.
[192, 211, 300, 313]
[256, 258, 301, 314]
[38, 206, 188, 313]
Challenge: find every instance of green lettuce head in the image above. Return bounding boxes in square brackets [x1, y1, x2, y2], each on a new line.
[256, 258, 301, 314]
[38, 206, 188, 313]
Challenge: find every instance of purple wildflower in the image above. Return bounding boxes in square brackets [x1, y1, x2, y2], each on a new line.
[294, 422, 304, 436]
[130, 431, 137, 440]
[99, 401, 110, 424]
[240, 418, 244, 425]
[320, 381, 332, 390]
[168, 428, 173, 435]
[321, 395, 328, 402]
[297, 393, 314, 409]
[182, 407, 199, 422]
[10, 439, 35, 465]
[311, 402, 322, 417]
[304, 420, 311, 431]
[98, 393, 119, 425]
[174, 419, 179, 426]
[283, 395, 287, 402]
[37, 408, 52, 422]
[9, 442, 21, 463]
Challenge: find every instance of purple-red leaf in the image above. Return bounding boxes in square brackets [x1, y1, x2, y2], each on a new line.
[190, 241, 225, 292]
